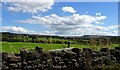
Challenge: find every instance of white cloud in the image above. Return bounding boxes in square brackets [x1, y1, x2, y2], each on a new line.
[1, 0, 119, 2]
[95, 26, 109, 31]
[3, 0, 54, 14]
[18, 14, 106, 25]
[62, 6, 76, 13]
[96, 12, 101, 16]
[95, 16, 107, 20]
[1, 0, 53, 2]
[39, 31, 57, 35]
[2, 26, 35, 34]
[108, 25, 118, 30]
[17, 13, 118, 36]
[1, 1, 118, 36]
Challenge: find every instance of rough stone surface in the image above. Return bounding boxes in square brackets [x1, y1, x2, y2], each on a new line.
[1, 46, 120, 70]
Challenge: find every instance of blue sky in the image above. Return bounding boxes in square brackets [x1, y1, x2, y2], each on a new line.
[1, 1, 119, 36]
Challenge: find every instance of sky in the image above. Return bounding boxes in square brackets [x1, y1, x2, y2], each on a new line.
[1, 0, 119, 36]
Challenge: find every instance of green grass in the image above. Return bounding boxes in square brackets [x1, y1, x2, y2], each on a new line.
[0, 42, 119, 53]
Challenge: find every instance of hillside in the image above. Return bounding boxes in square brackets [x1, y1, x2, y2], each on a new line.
[1, 32, 119, 45]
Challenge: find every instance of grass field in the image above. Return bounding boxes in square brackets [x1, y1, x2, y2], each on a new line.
[1, 42, 119, 53]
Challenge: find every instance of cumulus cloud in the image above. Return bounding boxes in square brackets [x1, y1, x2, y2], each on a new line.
[18, 14, 106, 25]
[3, 0, 54, 14]
[96, 12, 101, 16]
[108, 25, 118, 30]
[62, 6, 76, 13]
[1, 0, 53, 2]
[16, 13, 118, 36]
[1, 0, 118, 36]
[2, 26, 35, 34]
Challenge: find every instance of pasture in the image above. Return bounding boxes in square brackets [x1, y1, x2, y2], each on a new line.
[1, 42, 118, 53]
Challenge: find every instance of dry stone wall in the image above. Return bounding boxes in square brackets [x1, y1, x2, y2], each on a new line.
[1, 46, 120, 70]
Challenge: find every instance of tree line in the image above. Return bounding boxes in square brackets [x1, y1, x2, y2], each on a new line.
[1, 32, 119, 46]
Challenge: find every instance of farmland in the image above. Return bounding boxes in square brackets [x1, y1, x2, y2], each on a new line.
[1, 42, 89, 53]
[1, 42, 118, 53]
[1, 32, 119, 53]
[1, 32, 120, 69]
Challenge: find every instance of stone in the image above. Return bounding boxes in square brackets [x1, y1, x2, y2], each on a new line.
[35, 46, 43, 53]
[100, 48, 109, 52]
[20, 48, 28, 61]
[115, 47, 120, 50]
[2, 52, 8, 61]
[71, 48, 81, 54]
[68, 41, 70, 48]
[2, 65, 9, 70]
[27, 51, 34, 60]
